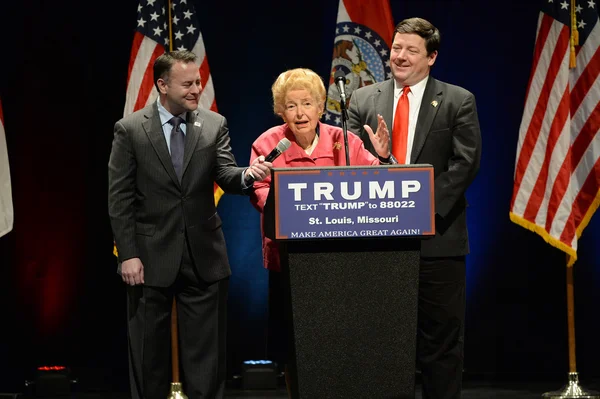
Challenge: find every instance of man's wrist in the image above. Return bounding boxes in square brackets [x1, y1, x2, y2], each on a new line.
[378, 153, 397, 164]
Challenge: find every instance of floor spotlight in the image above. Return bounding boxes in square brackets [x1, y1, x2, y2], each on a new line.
[241, 360, 277, 390]
[24, 366, 76, 397]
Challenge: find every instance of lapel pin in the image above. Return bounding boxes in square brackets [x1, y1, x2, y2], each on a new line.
[431, 100, 438, 108]
[194, 121, 202, 127]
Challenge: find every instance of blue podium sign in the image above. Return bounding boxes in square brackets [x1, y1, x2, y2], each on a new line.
[272, 165, 435, 240]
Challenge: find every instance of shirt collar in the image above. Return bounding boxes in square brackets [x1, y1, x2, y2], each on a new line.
[157, 98, 186, 127]
[393, 75, 429, 99]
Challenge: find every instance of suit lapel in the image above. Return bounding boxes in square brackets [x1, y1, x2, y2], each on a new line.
[143, 104, 181, 187]
[411, 77, 442, 163]
[181, 110, 203, 178]
[375, 80, 395, 131]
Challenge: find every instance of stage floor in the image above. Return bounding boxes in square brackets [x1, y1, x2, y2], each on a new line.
[234, 381, 599, 399]
[5, 379, 600, 399]
[4, 374, 599, 398]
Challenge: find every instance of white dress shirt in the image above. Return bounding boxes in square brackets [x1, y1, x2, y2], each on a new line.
[392, 75, 429, 164]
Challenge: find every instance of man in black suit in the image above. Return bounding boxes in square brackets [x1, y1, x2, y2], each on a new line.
[108, 51, 271, 399]
[347, 17, 482, 399]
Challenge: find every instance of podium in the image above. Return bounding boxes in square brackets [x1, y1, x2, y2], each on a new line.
[264, 165, 435, 399]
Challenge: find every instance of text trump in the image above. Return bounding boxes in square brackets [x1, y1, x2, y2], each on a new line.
[287, 180, 421, 201]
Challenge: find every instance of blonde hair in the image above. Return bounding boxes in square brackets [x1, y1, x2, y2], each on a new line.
[271, 68, 326, 116]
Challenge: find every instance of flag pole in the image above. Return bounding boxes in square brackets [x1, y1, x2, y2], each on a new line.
[566, 265, 577, 376]
[542, 263, 600, 398]
[569, 0, 579, 68]
[167, 298, 187, 399]
[165, 1, 187, 398]
[167, 0, 174, 52]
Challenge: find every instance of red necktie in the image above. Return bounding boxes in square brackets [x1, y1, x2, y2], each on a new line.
[392, 86, 410, 164]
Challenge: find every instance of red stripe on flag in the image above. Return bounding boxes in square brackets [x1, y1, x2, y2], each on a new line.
[523, 14, 554, 102]
[522, 86, 570, 221]
[570, 47, 600, 114]
[559, 157, 600, 244]
[199, 56, 210, 93]
[133, 45, 165, 112]
[572, 154, 600, 232]
[510, 24, 570, 210]
[544, 111, 599, 231]
[127, 32, 145, 82]
[558, 102, 600, 243]
[342, 0, 394, 45]
[546, 87, 600, 230]
[544, 152, 571, 231]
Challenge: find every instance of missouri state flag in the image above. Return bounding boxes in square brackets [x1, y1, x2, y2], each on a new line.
[324, 0, 395, 126]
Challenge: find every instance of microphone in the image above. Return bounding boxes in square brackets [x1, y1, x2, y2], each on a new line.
[334, 70, 347, 105]
[245, 138, 291, 186]
[334, 69, 350, 165]
[263, 137, 291, 163]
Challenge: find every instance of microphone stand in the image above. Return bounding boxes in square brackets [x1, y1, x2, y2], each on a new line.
[340, 98, 350, 166]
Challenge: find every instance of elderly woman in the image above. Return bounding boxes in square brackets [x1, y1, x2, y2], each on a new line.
[248, 68, 393, 385]
[249, 67, 393, 270]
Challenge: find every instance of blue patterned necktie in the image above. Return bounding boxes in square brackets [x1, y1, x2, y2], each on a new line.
[169, 116, 185, 182]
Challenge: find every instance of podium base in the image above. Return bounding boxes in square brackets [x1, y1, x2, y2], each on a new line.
[542, 372, 600, 398]
[283, 238, 420, 399]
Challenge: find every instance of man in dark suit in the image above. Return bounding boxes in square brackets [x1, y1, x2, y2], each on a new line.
[347, 17, 481, 399]
[108, 51, 271, 399]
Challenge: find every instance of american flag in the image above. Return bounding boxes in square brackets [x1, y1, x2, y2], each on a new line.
[125, 0, 224, 203]
[0, 97, 13, 238]
[125, 0, 217, 115]
[510, 0, 600, 266]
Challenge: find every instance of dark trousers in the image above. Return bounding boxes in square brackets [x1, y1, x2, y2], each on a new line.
[126, 244, 229, 399]
[417, 256, 466, 399]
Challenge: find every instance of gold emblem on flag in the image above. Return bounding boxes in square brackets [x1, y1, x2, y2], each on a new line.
[333, 142, 342, 150]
